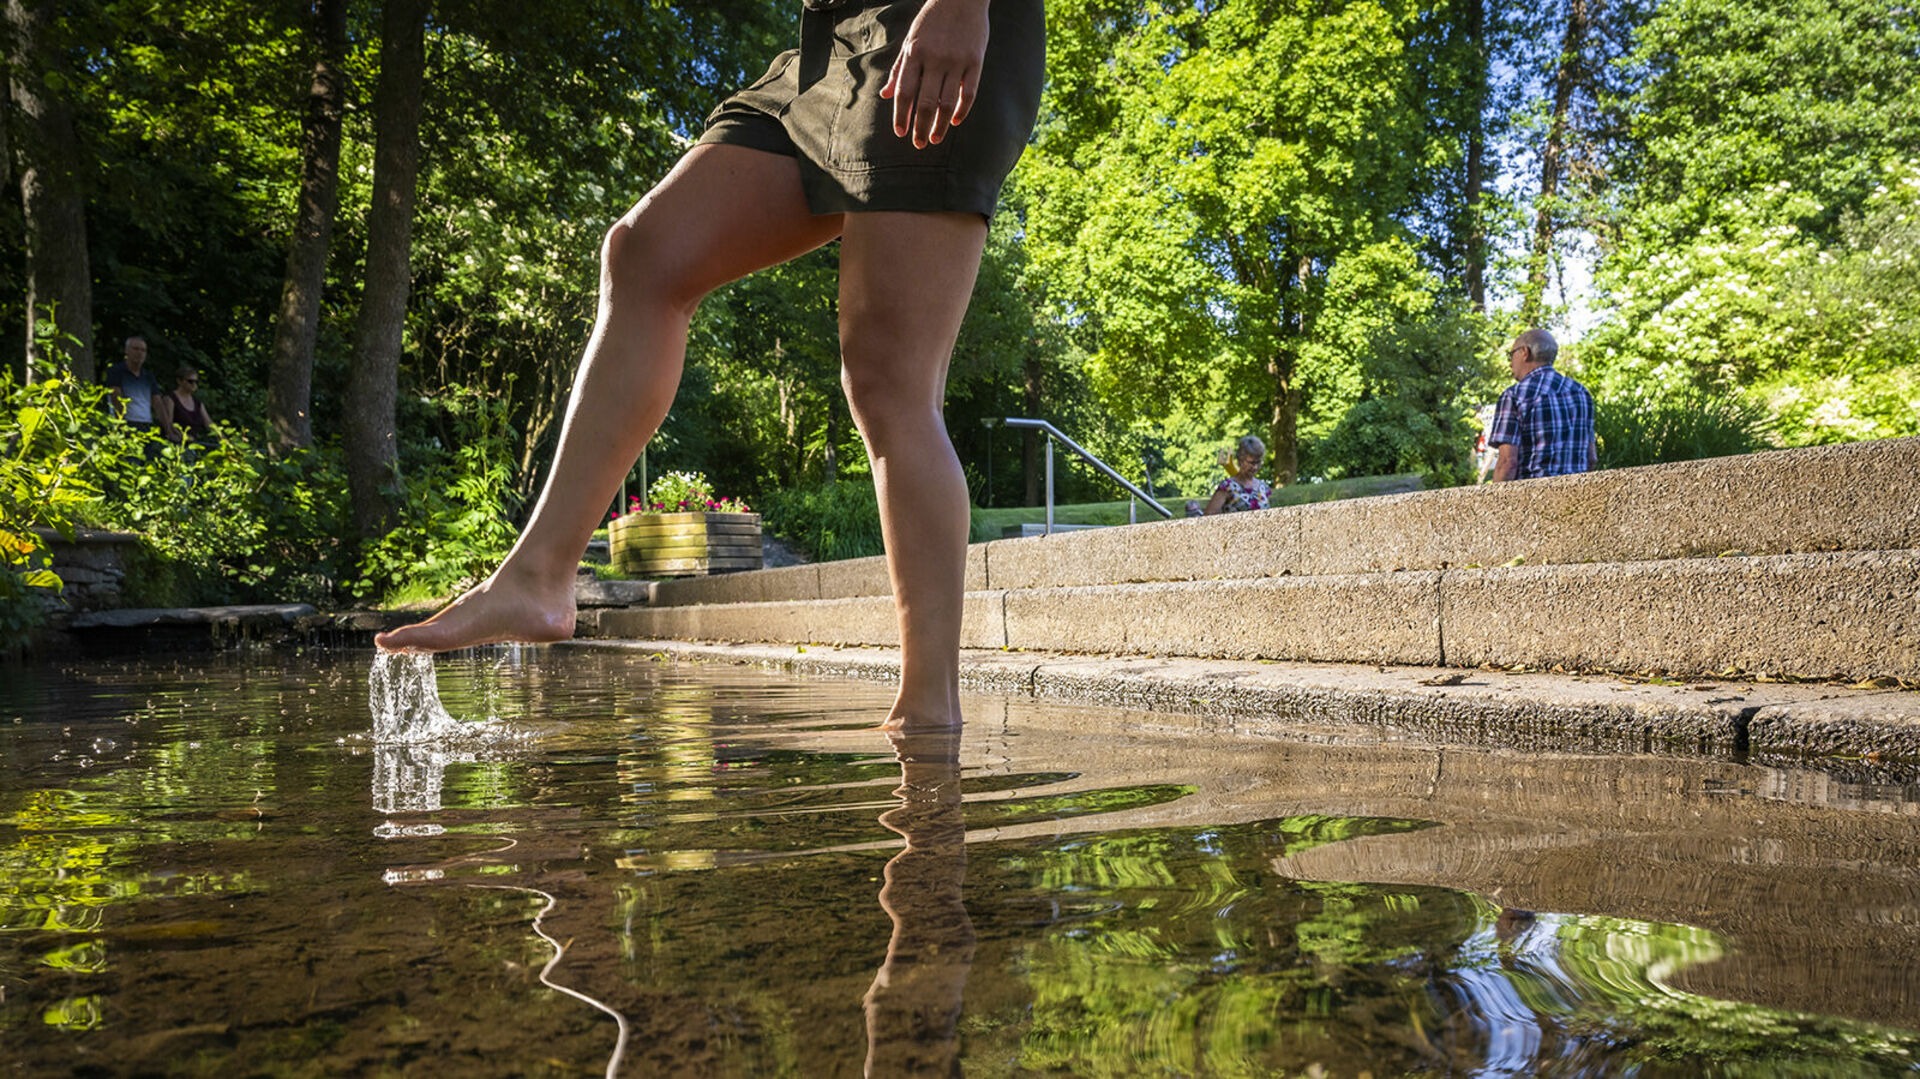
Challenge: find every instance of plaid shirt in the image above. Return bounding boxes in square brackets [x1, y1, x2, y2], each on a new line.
[1487, 366, 1595, 479]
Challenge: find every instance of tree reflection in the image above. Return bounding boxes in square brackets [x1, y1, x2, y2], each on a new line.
[864, 729, 974, 1078]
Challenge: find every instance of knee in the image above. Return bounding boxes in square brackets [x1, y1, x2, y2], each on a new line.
[842, 363, 939, 445]
[601, 208, 704, 315]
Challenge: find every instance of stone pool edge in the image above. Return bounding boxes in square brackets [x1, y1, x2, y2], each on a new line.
[558, 639, 1920, 766]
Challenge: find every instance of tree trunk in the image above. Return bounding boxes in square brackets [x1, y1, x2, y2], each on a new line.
[6, 0, 94, 382]
[1020, 352, 1041, 506]
[344, 0, 430, 537]
[1266, 356, 1299, 486]
[267, 0, 348, 451]
[1263, 253, 1306, 486]
[1523, 0, 1588, 324]
[1463, 0, 1488, 312]
[823, 396, 839, 479]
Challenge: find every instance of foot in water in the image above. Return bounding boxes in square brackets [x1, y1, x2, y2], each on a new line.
[374, 572, 576, 653]
[877, 688, 964, 733]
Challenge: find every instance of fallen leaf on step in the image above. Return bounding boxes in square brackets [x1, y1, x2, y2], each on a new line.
[1418, 672, 1469, 686]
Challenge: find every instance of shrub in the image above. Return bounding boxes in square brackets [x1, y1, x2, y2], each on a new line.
[758, 479, 883, 562]
[0, 373, 93, 649]
[1304, 396, 1476, 489]
[351, 386, 522, 605]
[1594, 388, 1776, 470]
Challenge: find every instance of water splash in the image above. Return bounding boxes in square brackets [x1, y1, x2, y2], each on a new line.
[368, 651, 467, 744]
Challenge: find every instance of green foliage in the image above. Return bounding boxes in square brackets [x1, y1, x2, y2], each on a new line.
[1018, 0, 1488, 480]
[352, 386, 521, 605]
[1581, 160, 1920, 448]
[758, 480, 883, 563]
[1577, 0, 1920, 455]
[0, 370, 94, 647]
[1296, 245, 1502, 485]
[1594, 388, 1776, 470]
[1619, 0, 1920, 247]
[0, 365, 356, 610]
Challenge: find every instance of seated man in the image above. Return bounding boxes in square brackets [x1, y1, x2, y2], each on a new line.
[1488, 329, 1597, 481]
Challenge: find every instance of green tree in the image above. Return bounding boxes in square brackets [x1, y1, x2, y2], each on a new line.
[1576, 0, 1920, 449]
[1617, 0, 1920, 247]
[1021, 0, 1484, 484]
[343, 0, 430, 538]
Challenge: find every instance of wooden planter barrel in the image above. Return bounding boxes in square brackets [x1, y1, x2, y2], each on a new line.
[609, 511, 763, 578]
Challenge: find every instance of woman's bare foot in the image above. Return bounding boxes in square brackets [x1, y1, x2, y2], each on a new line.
[374, 569, 576, 653]
[877, 687, 963, 733]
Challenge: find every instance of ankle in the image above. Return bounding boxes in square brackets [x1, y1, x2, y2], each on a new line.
[491, 551, 580, 596]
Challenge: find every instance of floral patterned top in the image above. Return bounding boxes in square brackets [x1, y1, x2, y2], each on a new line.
[1213, 476, 1272, 513]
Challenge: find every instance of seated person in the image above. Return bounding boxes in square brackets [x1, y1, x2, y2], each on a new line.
[156, 365, 216, 446]
[1188, 435, 1272, 515]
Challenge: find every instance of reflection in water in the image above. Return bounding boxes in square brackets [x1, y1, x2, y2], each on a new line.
[7, 651, 1920, 1075]
[369, 744, 633, 1077]
[371, 742, 458, 816]
[471, 869, 633, 1079]
[865, 731, 974, 1077]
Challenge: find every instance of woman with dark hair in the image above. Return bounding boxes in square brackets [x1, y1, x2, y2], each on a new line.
[157, 365, 215, 447]
[377, 1, 1046, 734]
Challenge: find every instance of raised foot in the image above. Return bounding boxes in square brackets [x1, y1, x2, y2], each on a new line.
[373, 576, 576, 654]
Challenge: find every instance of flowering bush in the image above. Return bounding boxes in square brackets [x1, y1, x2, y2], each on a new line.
[612, 470, 750, 520]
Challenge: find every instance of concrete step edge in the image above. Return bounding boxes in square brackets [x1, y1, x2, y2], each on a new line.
[560, 639, 1920, 767]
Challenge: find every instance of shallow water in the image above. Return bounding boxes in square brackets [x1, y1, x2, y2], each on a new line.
[3, 646, 1919, 1077]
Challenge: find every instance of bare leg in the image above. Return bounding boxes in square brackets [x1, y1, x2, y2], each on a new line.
[377, 146, 843, 652]
[838, 212, 989, 730]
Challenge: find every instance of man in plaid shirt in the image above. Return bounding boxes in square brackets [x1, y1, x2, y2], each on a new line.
[1487, 328, 1598, 481]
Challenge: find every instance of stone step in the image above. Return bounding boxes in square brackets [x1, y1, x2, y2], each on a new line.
[642, 437, 1920, 609]
[573, 578, 654, 608]
[1001, 522, 1109, 538]
[62, 603, 323, 654]
[587, 549, 1920, 682]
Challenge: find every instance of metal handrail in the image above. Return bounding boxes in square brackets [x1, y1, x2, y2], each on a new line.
[1001, 418, 1173, 535]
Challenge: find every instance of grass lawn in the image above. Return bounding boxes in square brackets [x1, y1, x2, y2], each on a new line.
[968, 472, 1425, 542]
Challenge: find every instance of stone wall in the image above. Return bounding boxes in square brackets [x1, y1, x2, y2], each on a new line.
[31, 529, 142, 623]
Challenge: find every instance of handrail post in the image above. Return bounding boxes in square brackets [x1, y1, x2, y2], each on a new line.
[1044, 436, 1054, 536]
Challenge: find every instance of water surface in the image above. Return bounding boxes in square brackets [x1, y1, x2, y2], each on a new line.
[3, 647, 1918, 1077]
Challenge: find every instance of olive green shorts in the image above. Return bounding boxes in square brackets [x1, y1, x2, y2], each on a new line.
[698, 0, 1045, 219]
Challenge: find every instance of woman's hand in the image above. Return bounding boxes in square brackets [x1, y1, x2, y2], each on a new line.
[880, 0, 990, 149]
